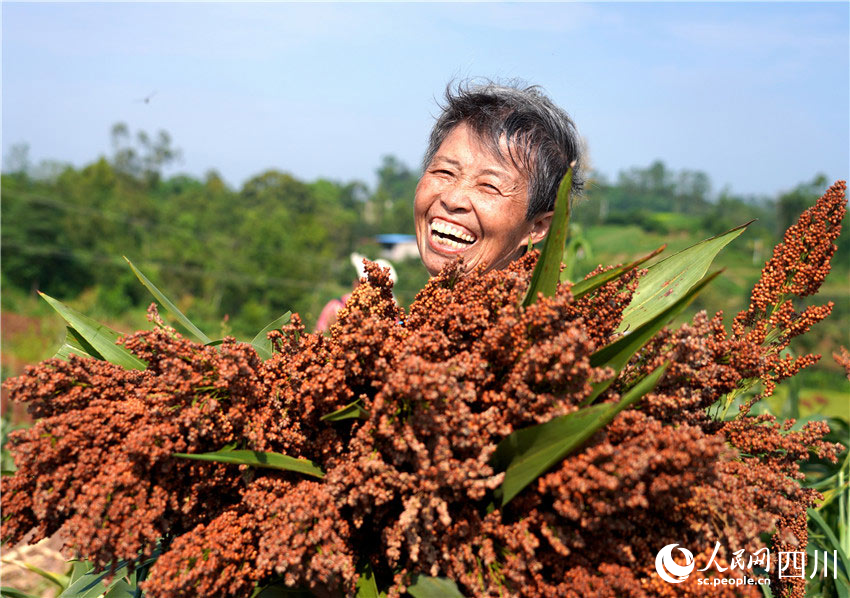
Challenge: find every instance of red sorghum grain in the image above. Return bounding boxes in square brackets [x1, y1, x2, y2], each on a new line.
[3, 181, 845, 598]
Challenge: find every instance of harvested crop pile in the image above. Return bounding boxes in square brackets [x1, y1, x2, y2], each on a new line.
[2, 181, 847, 598]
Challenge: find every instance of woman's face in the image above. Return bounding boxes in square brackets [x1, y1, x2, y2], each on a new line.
[414, 122, 553, 276]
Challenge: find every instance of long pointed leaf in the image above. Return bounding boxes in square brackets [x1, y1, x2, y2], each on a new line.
[39, 293, 146, 371]
[54, 326, 100, 361]
[805, 542, 850, 596]
[570, 245, 666, 297]
[617, 221, 751, 332]
[582, 271, 720, 405]
[173, 449, 324, 479]
[494, 362, 669, 506]
[68, 561, 91, 586]
[406, 575, 465, 598]
[0, 559, 69, 590]
[250, 312, 291, 360]
[809, 508, 850, 579]
[355, 562, 384, 598]
[592, 271, 720, 370]
[58, 554, 156, 598]
[807, 541, 850, 590]
[321, 400, 370, 422]
[102, 578, 135, 598]
[58, 561, 127, 598]
[816, 479, 850, 511]
[522, 168, 573, 307]
[124, 256, 212, 344]
[253, 583, 312, 597]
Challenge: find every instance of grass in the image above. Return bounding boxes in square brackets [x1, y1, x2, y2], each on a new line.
[765, 386, 849, 421]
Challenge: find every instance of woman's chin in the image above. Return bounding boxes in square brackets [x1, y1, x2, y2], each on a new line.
[423, 247, 472, 276]
[422, 252, 451, 276]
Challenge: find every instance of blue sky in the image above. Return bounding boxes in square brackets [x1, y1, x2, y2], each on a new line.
[2, 2, 848, 197]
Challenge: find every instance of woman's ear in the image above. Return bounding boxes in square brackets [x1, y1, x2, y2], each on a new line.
[528, 210, 554, 246]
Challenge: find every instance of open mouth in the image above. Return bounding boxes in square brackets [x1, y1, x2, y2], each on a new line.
[429, 218, 477, 250]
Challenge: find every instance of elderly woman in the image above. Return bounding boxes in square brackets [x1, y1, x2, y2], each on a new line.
[415, 81, 584, 276]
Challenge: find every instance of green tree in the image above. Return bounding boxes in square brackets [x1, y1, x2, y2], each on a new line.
[777, 173, 829, 234]
[110, 122, 181, 187]
[370, 155, 418, 234]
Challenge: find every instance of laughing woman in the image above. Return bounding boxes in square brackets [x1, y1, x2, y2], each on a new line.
[415, 81, 584, 275]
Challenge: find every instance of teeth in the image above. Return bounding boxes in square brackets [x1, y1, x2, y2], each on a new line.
[430, 220, 476, 244]
[430, 231, 464, 249]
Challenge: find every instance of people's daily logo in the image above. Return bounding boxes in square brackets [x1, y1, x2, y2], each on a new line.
[655, 544, 695, 583]
[654, 542, 837, 587]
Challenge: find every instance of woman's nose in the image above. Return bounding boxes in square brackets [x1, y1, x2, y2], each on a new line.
[440, 182, 472, 213]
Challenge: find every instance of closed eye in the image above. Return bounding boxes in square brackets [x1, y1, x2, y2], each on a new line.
[481, 183, 501, 193]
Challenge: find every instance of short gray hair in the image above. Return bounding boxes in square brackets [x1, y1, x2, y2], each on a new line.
[422, 80, 584, 220]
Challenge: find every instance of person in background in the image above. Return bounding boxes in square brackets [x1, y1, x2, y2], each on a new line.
[315, 252, 398, 333]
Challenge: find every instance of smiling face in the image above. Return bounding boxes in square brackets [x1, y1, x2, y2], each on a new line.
[414, 122, 553, 276]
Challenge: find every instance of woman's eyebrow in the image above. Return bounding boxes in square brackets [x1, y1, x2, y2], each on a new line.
[431, 158, 511, 181]
[431, 157, 462, 168]
[480, 168, 508, 180]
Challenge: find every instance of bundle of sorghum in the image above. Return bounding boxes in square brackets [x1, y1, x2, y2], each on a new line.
[2, 181, 846, 598]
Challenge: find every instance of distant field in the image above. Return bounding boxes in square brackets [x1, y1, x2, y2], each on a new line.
[767, 386, 849, 421]
[574, 223, 849, 372]
[2, 220, 847, 429]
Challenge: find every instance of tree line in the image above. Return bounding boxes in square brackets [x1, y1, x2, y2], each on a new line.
[2, 124, 845, 337]
[2, 125, 421, 334]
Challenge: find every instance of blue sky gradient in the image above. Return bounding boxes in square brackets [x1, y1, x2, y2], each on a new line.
[2, 2, 848, 196]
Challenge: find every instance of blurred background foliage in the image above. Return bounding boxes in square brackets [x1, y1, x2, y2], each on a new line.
[1, 124, 847, 415]
[1, 124, 847, 597]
